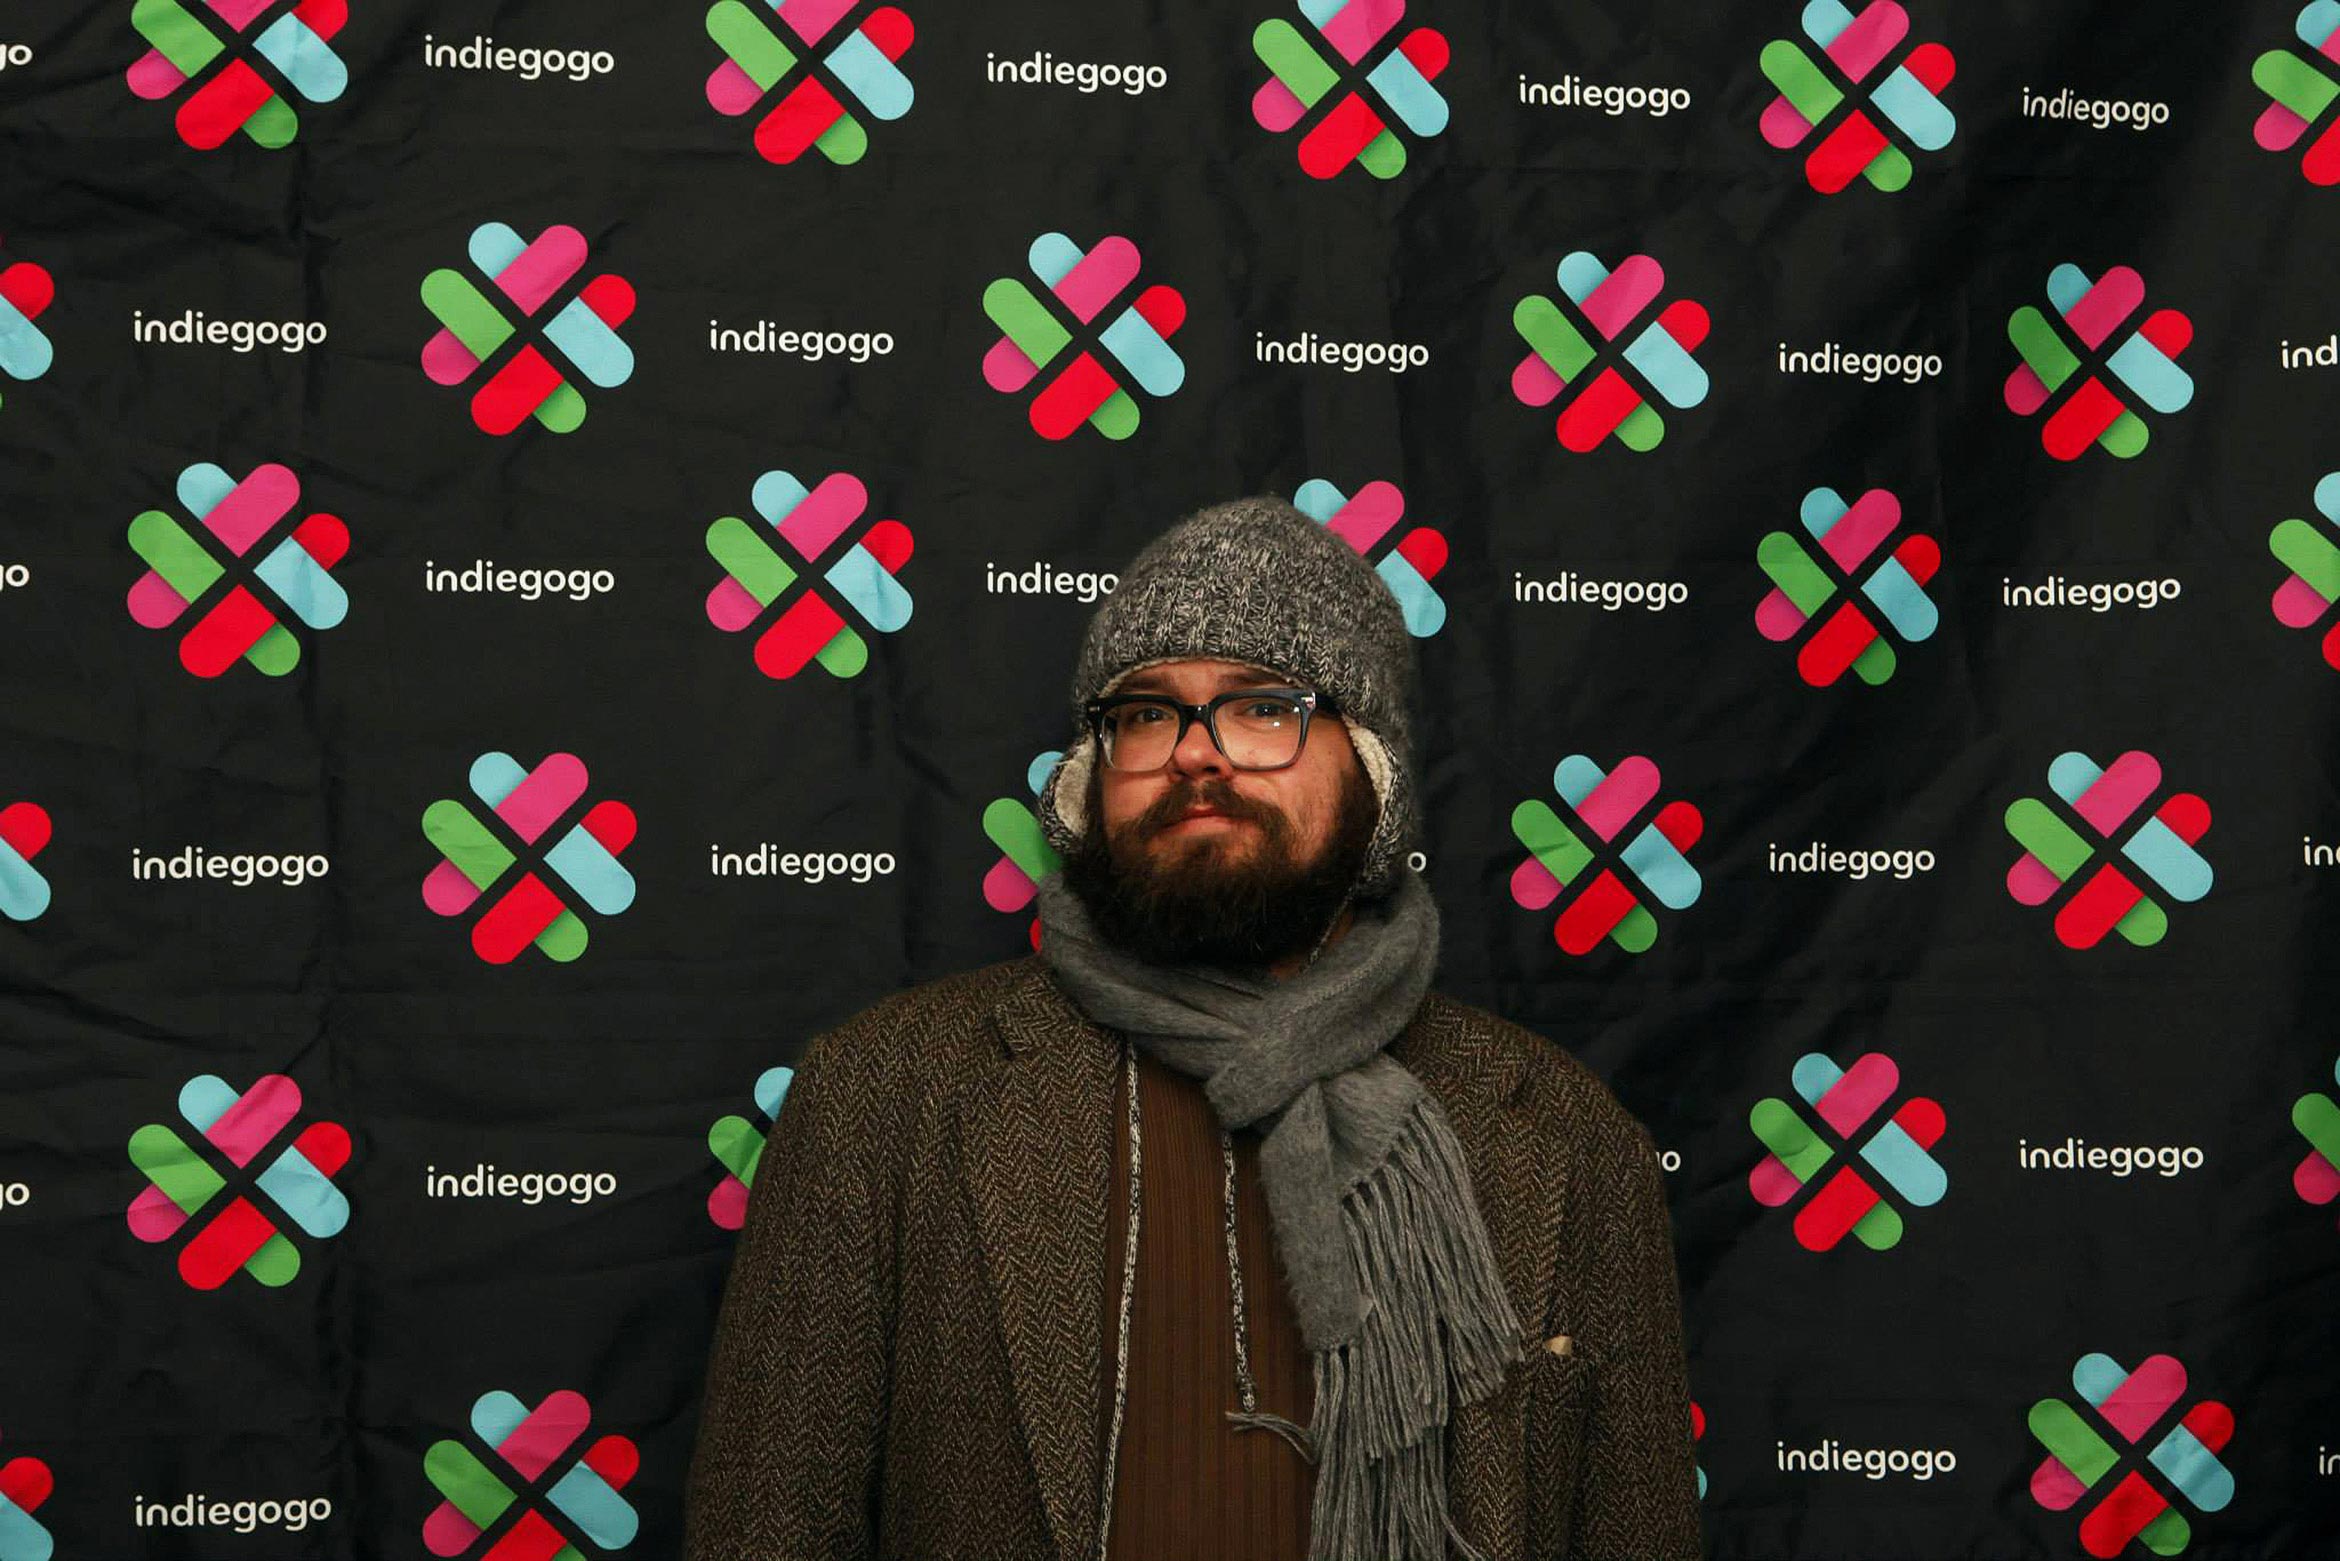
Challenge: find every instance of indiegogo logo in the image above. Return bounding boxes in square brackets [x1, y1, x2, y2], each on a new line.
[1254, 330, 1429, 374]
[134, 309, 327, 353]
[984, 50, 1166, 95]
[1777, 342, 1942, 383]
[2020, 85, 2169, 130]
[707, 844, 897, 883]
[135, 1493, 333, 1534]
[426, 559, 616, 601]
[1516, 72, 1690, 116]
[2019, 1137, 2206, 1177]
[2002, 574, 2182, 611]
[1778, 1439, 1957, 1481]
[423, 33, 614, 81]
[1513, 570, 1688, 611]
[1769, 842, 1936, 880]
[705, 321, 896, 361]
[132, 847, 328, 886]
[426, 1163, 618, 1205]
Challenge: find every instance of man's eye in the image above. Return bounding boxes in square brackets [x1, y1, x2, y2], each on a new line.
[1124, 705, 1169, 724]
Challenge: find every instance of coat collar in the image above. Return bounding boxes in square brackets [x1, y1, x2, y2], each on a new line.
[952, 955, 1547, 1561]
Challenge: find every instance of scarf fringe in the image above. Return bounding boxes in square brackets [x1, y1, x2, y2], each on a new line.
[1297, 1093, 1527, 1561]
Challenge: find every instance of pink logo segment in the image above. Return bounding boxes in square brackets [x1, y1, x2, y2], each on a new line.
[1293, 479, 1447, 637]
[423, 1389, 640, 1557]
[421, 753, 639, 965]
[421, 223, 637, 436]
[705, 0, 914, 165]
[127, 461, 351, 678]
[2029, 1354, 2236, 1558]
[1511, 252, 1710, 453]
[2251, 4, 2340, 184]
[982, 233, 1187, 441]
[707, 1066, 794, 1229]
[126, 0, 351, 150]
[2005, 264, 2194, 461]
[705, 470, 914, 679]
[126, 1073, 353, 1290]
[982, 751, 1063, 950]
[1749, 1052, 1947, 1252]
[2004, 751, 2212, 949]
[1510, 755, 1703, 955]
[1758, 1, 1957, 193]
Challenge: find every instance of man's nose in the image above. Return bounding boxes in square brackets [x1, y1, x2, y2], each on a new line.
[1166, 709, 1234, 779]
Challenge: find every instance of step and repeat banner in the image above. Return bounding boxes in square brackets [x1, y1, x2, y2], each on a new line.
[3, 1, 2338, 1557]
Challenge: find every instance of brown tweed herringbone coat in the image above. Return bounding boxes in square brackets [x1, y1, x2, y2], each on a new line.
[683, 954, 1705, 1561]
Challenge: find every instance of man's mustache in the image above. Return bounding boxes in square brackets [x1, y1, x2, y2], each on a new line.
[1128, 778, 1285, 839]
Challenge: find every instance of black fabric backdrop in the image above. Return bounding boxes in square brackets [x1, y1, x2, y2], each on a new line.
[2, 1, 2338, 1557]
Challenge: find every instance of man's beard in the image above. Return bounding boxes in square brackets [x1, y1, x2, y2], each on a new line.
[1059, 759, 1380, 969]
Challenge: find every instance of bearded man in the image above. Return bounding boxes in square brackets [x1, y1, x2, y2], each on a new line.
[684, 495, 1704, 1561]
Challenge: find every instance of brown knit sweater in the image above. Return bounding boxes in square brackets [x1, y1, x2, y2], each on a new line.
[1098, 1047, 1314, 1560]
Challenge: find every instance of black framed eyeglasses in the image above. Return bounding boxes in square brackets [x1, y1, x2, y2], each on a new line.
[1083, 686, 1331, 772]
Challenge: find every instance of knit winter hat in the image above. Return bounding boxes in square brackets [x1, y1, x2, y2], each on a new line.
[1036, 493, 1419, 899]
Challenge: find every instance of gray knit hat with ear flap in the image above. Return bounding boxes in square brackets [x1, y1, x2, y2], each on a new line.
[1035, 493, 1419, 900]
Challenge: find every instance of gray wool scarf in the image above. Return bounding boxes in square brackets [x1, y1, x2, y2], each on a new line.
[1034, 868, 1527, 1561]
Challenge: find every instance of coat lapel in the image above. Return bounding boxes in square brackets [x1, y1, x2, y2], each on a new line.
[953, 964, 1115, 1561]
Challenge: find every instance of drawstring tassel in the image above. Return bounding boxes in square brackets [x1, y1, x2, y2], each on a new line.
[1225, 1407, 1318, 1462]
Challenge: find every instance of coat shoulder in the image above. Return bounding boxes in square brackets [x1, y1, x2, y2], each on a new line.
[793, 955, 1043, 1103]
[1411, 990, 1659, 1163]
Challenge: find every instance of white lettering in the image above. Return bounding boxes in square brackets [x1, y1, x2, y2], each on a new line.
[132, 310, 327, 354]
[708, 845, 897, 884]
[2000, 575, 2182, 611]
[1775, 342, 1943, 384]
[421, 33, 614, 81]
[1516, 72, 1690, 117]
[983, 51, 1167, 96]
[424, 1164, 619, 1205]
[2015, 1136, 2206, 1178]
[1776, 1439, 1957, 1481]
[1512, 570, 1687, 611]
[1767, 842, 1937, 880]
[2280, 335, 2340, 369]
[1253, 330, 1429, 375]
[131, 848, 328, 887]
[984, 561, 1117, 603]
[706, 321, 896, 361]
[423, 560, 616, 602]
[2019, 85, 2169, 131]
[133, 1495, 333, 1533]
